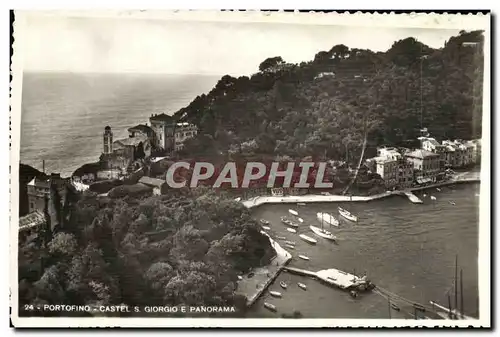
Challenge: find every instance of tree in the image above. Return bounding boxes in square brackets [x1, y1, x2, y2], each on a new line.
[61, 184, 78, 233]
[313, 51, 330, 63]
[170, 226, 209, 261]
[49, 183, 62, 231]
[330, 44, 349, 59]
[40, 195, 52, 248]
[135, 142, 146, 160]
[259, 56, 285, 72]
[33, 265, 65, 304]
[145, 262, 174, 293]
[48, 232, 78, 257]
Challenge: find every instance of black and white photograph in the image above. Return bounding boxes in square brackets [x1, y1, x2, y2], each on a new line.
[9, 10, 491, 328]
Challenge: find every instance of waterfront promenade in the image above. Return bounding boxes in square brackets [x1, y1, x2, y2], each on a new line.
[241, 171, 480, 209]
[235, 233, 292, 307]
[242, 191, 397, 209]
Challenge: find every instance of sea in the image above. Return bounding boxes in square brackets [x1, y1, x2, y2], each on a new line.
[20, 72, 481, 319]
[20, 72, 221, 177]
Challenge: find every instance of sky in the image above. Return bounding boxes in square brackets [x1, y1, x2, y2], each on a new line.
[21, 14, 462, 76]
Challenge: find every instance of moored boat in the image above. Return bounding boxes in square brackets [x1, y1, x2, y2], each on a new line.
[284, 241, 296, 245]
[298, 282, 307, 290]
[436, 188, 441, 192]
[286, 228, 297, 234]
[289, 209, 299, 216]
[297, 217, 304, 223]
[338, 207, 358, 222]
[310, 225, 337, 241]
[285, 244, 295, 250]
[264, 302, 277, 312]
[317, 212, 339, 227]
[237, 275, 243, 280]
[298, 255, 310, 261]
[430, 196, 437, 200]
[297, 202, 307, 206]
[260, 219, 270, 225]
[276, 236, 286, 240]
[449, 201, 456, 205]
[262, 226, 271, 230]
[280, 216, 299, 228]
[280, 281, 288, 289]
[299, 234, 317, 245]
[269, 291, 282, 298]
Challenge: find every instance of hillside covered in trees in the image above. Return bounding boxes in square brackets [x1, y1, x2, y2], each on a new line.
[175, 31, 484, 167]
[19, 187, 274, 317]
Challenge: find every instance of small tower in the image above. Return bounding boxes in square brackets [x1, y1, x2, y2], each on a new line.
[103, 126, 113, 154]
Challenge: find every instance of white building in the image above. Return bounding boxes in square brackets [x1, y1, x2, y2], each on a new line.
[377, 146, 402, 161]
[372, 156, 399, 189]
[419, 136, 447, 170]
[466, 139, 482, 164]
[376, 147, 413, 189]
[442, 140, 472, 168]
[149, 113, 176, 152]
[315, 72, 335, 79]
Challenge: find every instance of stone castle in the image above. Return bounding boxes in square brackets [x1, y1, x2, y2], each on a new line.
[100, 113, 197, 177]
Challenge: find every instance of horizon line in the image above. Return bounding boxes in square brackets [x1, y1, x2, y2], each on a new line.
[23, 70, 227, 77]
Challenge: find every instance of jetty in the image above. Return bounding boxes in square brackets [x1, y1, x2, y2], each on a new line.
[285, 266, 317, 278]
[401, 191, 423, 204]
[284, 266, 374, 291]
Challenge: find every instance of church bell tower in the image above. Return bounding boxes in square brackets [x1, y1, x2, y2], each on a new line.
[103, 126, 113, 154]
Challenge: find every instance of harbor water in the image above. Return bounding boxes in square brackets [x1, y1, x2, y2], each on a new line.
[248, 183, 480, 318]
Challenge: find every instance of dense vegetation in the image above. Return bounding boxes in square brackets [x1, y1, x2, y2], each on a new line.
[175, 31, 484, 168]
[18, 187, 274, 317]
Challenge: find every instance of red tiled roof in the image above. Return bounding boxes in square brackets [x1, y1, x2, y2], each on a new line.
[19, 210, 47, 231]
[149, 113, 173, 122]
[128, 124, 153, 134]
[138, 176, 166, 188]
[114, 135, 148, 147]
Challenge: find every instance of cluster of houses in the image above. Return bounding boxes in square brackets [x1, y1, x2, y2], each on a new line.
[365, 129, 481, 190]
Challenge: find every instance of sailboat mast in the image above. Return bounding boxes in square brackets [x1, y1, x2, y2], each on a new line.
[447, 293, 453, 319]
[460, 269, 464, 319]
[388, 297, 392, 319]
[454, 255, 458, 316]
